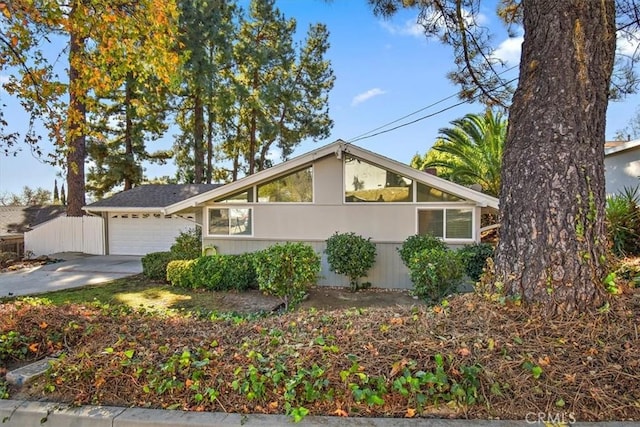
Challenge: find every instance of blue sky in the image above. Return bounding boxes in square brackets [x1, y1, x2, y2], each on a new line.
[1, 0, 639, 198]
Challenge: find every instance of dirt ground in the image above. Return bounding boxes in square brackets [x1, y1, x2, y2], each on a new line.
[214, 286, 423, 313]
[301, 286, 422, 310]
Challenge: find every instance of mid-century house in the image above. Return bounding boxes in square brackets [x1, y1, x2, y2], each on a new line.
[0, 205, 66, 257]
[605, 139, 640, 195]
[83, 140, 499, 288]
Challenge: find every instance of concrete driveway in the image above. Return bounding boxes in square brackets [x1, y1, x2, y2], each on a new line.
[0, 253, 143, 298]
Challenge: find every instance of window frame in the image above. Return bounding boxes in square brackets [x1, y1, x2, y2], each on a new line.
[416, 207, 475, 243]
[206, 207, 253, 237]
[256, 166, 314, 203]
[343, 155, 414, 204]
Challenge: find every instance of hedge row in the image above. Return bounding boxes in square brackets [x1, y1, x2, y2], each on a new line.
[167, 242, 321, 310]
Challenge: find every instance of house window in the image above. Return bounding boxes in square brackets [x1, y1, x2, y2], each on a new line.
[416, 182, 464, 202]
[208, 208, 252, 236]
[418, 208, 473, 240]
[344, 155, 413, 202]
[215, 189, 254, 203]
[257, 166, 313, 202]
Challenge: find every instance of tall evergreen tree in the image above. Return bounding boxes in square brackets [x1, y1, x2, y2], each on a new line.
[1, 0, 181, 215]
[53, 179, 60, 204]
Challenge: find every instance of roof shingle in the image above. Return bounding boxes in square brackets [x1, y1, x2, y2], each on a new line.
[84, 184, 221, 209]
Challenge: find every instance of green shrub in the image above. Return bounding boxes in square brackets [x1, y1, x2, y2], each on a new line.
[325, 232, 376, 291]
[398, 234, 447, 267]
[170, 227, 202, 260]
[193, 253, 257, 291]
[408, 247, 464, 302]
[141, 251, 175, 280]
[166, 259, 197, 288]
[606, 186, 640, 256]
[254, 243, 320, 310]
[458, 243, 495, 282]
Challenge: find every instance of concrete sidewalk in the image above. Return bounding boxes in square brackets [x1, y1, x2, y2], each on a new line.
[0, 253, 142, 298]
[4, 399, 636, 427]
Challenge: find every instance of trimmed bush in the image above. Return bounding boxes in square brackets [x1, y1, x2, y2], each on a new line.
[408, 247, 464, 302]
[458, 243, 495, 282]
[325, 232, 376, 291]
[398, 234, 447, 267]
[141, 251, 175, 280]
[166, 259, 197, 288]
[170, 228, 202, 260]
[254, 243, 320, 310]
[192, 253, 257, 291]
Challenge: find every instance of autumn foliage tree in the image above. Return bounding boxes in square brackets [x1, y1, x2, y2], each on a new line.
[0, 0, 181, 214]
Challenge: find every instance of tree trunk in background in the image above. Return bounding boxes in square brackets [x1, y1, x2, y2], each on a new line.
[66, 22, 86, 217]
[494, 0, 615, 313]
[124, 73, 134, 191]
[193, 92, 204, 183]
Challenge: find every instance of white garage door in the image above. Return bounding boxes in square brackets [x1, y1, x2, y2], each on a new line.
[108, 213, 196, 255]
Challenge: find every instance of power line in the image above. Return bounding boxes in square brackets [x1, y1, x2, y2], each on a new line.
[346, 65, 519, 143]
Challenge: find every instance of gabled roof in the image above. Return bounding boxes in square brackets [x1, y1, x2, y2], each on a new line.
[605, 139, 640, 156]
[0, 205, 66, 237]
[164, 140, 499, 214]
[84, 184, 221, 213]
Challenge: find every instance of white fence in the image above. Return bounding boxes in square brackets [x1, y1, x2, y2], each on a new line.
[25, 216, 105, 256]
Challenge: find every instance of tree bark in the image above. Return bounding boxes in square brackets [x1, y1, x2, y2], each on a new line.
[193, 91, 204, 184]
[494, 0, 615, 313]
[124, 73, 134, 191]
[66, 17, 86, 217]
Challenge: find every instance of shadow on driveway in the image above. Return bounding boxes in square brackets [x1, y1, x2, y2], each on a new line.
[0, 253, 142, 298]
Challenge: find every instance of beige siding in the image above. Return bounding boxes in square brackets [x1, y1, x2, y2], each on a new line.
[313, 154, 343, 204]
[203, 238, 413, 289]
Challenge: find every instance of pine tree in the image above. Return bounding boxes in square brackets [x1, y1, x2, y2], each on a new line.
[53, 179, 60, 204]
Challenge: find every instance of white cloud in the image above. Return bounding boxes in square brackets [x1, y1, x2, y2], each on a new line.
[379, 19, 423, 38]
[617, 31, 640, 56]
[492, 36, 523, 66]
[351, 88, 386, 106]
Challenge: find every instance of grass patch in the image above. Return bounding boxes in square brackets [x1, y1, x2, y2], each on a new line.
[1, 274, 275, 314]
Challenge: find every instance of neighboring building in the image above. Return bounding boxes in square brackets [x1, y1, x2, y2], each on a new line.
[0, 205, 66, 256]
[85, 140, 499, 289]
[605, 139, 640, 195]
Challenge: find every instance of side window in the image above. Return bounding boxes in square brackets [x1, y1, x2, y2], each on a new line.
[208, 208, 252, 236]
[418, 208, 473, 240]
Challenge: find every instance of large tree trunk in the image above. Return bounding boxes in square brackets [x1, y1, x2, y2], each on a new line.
[193, 91, 204, 183]
[66, 22, 86, 217]
[124, 73, 134, 191]
[494, 0, 615, 313]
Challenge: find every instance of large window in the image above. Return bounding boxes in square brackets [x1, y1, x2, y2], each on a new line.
[344, 155, 413, 202]
[214, 189, 254, 203]
[418, 208, 473, 240]
[416, 182, 464, 202]
[257, 167, 313, 202]
[208, 208, 252, 236]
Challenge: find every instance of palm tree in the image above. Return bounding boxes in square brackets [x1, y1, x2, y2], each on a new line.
[425, 110, 506, 197]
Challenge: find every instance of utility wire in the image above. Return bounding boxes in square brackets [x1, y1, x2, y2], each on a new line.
[346, 65, 519, 143]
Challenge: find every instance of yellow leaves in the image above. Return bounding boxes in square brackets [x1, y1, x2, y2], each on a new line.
[333, 408, 348, 417]
[538, 356, 551, 367]
[10, 36, 18, 47]
[28, 342, 39, 353]
[39, 321, 48, 329]
[0, 3, 10, 20]
[390, 358, 409, 378]
[94, 376, 106, 388]
[389, 317, 404, 326]
[405, 407, 416, 418]
[267, 401, 278, 410]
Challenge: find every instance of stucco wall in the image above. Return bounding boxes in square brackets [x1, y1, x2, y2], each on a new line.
[605, 148, 640, 195]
